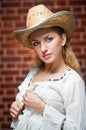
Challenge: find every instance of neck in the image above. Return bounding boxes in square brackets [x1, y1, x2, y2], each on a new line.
[43, 59, 67, 74]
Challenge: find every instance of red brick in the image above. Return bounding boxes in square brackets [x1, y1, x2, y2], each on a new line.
[1, 30, 12, 35]
[34, 1, 54, 6]
[16, 77, 25, 82]
[0, 9, 4, 15]
[69, 1, 86, 5]
[73, 34, 80, 40]
[0, 37, 4, 42]
[1, 83, 19, 88]
[73, 7, 81, 12]
[77, 55, 86, 59]
[75, 27, 85, 33]
[2, 16, 20, 21]
[1, 43, 21, 48]
[0, 117, 4, 122]
[81, 20, 86, 26]
[1, 2, 20, 8]
[1, 57, 21, 62]
[22, 69, 29, 75]
[82, 67, 86, 72]
[55, 1, 66, 6]
[1, 123, 10, 129]
[84, 47, 86, 52]
[6, 49, 15, 55]
[54, 7, 70, 12]
[0, 90, 4, 95]
[18, 8, 28, 14]
[17, 49, 30, 55]
[72, 41, 86, 46]
[23, 56, 32, 61]
[75, 14, 86, 19]
[1, 70, 19, 75]
[4, 23, 13, 28]
[73, 48, 81, 53]
[3, 110, 10, 115]
[6, 9, 15, 14]
[5, 77, 13, 81]
[22, 2, 32, 7]
[7, 117, 12, 122]
[16, 22, 25, 28]
[6, 36, 16, 42]
[3, 97, 14, 102]
[84, 7, 86, 12]
[0, 64, 4, 69]
[17, 63, 28, 68]
[7, 63, 15, 68]
[7, 90, 15, 95]
[0, 50, 3, 55]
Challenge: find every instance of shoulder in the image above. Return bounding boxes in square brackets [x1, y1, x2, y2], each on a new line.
[62, 68, 85, 94]
[65, 68, 84, 84]
[61, 69, 86, 102]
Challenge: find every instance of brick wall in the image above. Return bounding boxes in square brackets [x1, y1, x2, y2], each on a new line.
[0, 0, 86, 130]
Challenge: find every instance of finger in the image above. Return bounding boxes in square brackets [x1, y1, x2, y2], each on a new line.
[10, 111, 16, 119]
[10, 105, 21, 115]
[25, 90, 31, 97]
[11, 114, 18, 121]
[10, 110, 18, 120]
[23, 94, 28, 102]
[22, 98, 27, 105]
[10, 107, 19, 115]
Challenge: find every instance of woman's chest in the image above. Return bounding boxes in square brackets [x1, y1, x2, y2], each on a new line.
[28, 82, 65, 113]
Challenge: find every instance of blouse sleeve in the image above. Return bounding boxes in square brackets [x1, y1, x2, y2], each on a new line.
[42, 76, 86, 130]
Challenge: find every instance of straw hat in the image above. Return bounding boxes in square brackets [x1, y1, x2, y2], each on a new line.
[13, 4, 76, 48]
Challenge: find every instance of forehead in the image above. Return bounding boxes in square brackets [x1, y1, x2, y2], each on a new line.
[29, 28, 57, 39]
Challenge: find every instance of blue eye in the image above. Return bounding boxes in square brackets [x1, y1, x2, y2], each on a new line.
[32, 41, 40, 46]
[47, 37, 53, 42]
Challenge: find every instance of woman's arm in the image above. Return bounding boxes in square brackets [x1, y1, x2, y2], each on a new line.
[43, 79, 86, 130]
[23, 78, 86, 130]
[23, 91, 46, 115]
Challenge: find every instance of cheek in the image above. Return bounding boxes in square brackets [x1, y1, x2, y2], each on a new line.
[52, 43, 62, 55]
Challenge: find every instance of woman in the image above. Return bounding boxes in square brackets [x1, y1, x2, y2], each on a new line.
[10, 4, 86, 130]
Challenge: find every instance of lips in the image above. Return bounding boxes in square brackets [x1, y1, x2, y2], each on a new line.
[42, 53, 51, 59]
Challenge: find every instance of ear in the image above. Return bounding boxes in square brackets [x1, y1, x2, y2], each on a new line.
[61, 34, 66, 46]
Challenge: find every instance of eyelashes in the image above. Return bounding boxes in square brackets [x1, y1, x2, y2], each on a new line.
[32, 41, 40, 46]
[47, 37, 53, 42]
[31, 36, 54, 47]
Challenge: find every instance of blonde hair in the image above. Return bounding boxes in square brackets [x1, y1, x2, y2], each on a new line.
[51, 26, 81, 75]
[62, 44, 81, 75]
[36, 26, 81, 76]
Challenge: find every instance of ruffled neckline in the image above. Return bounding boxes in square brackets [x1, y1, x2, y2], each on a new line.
[28, 67, 71, 86]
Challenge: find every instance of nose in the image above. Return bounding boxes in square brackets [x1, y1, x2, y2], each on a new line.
[41, 42, 48, 53]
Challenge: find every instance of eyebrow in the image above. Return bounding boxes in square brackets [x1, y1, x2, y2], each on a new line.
[44, 35, 50, 39]
[30, 39, 39, 44]
[30, 34, 53, 43]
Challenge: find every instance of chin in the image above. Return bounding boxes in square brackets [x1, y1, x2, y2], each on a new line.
[44, 59, 55, 64]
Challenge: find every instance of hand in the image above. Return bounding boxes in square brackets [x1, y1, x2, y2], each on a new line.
[23, 91, 45, 115]
[10, 100, 22, 121]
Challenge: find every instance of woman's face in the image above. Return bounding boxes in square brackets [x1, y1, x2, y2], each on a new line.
[29, 28, 66, 64]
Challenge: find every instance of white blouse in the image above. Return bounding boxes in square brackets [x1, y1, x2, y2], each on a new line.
[11, 67, 86, 130]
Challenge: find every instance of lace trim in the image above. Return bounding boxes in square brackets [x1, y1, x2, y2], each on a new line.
[48, 69, 71, 81]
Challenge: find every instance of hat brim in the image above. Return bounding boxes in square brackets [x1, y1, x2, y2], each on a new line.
[13, 11, 76, 48]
